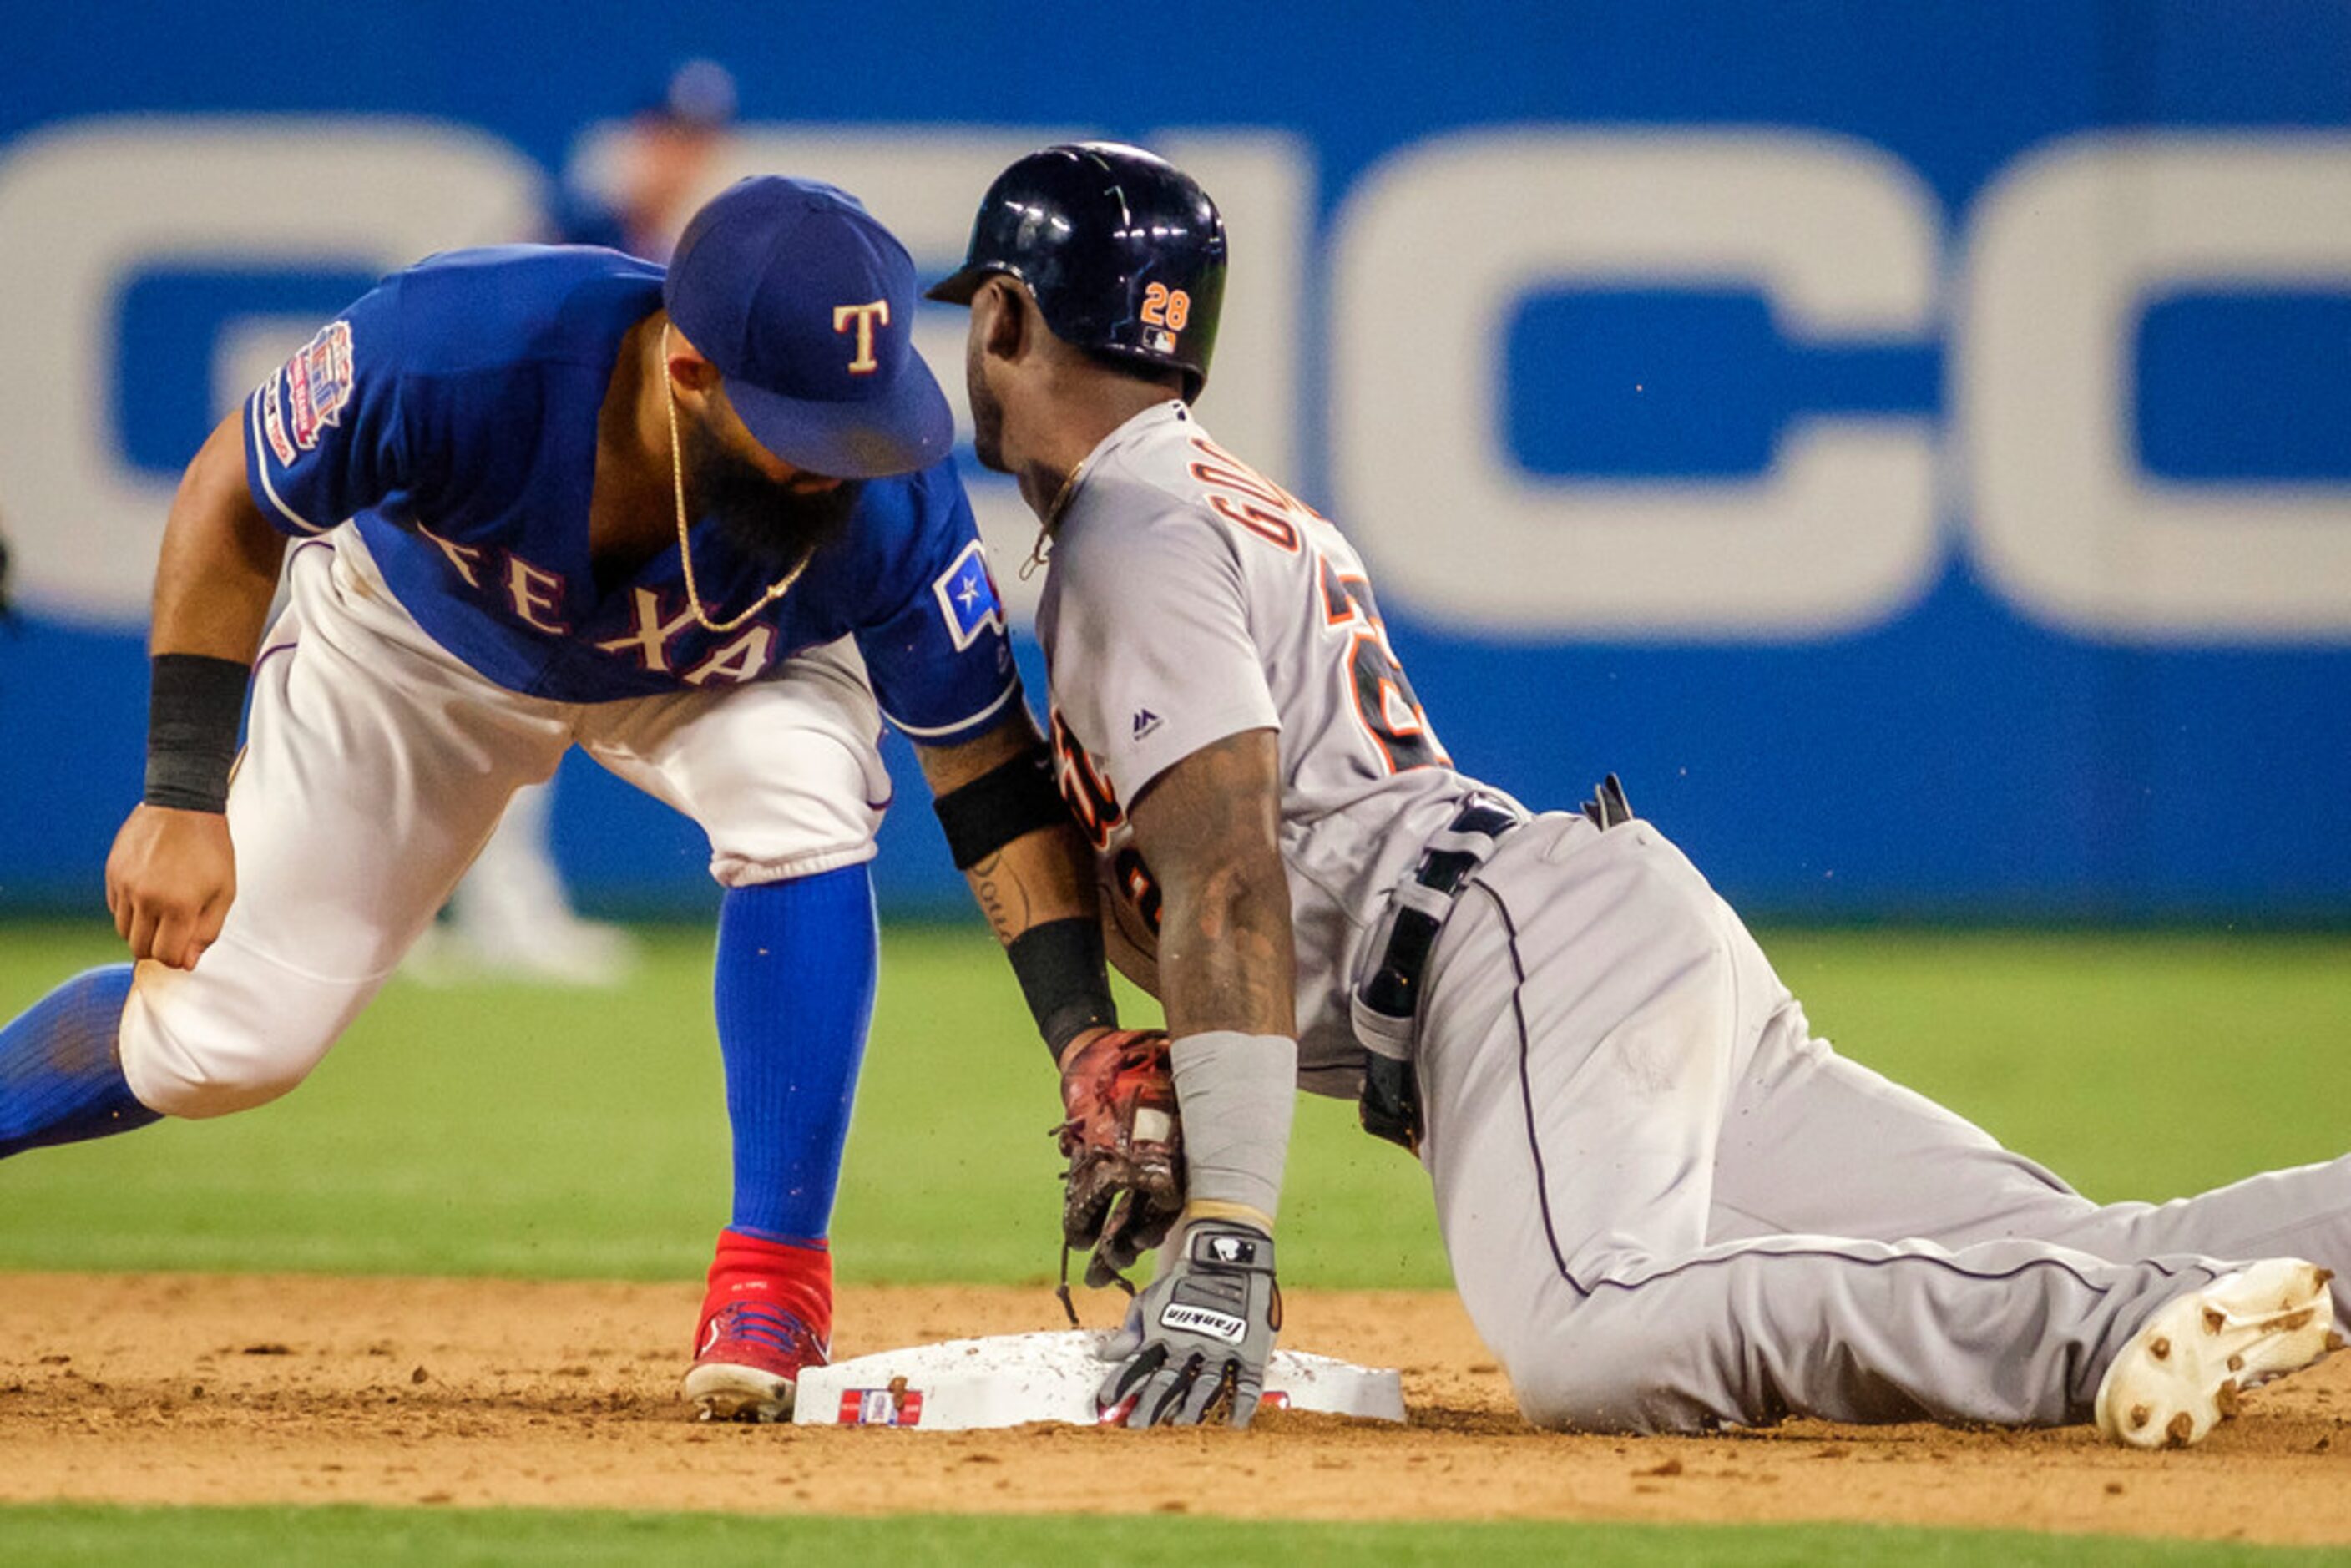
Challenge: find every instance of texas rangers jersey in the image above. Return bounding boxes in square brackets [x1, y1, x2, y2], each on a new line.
[1038, 402, 1512, 1093]
[240, 245, 1014, 737]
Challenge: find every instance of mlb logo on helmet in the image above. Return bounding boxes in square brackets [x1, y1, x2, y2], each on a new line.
[664, 175, 953, 480]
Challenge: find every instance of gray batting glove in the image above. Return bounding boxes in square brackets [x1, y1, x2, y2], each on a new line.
[1095, 1220, 1281, 1428]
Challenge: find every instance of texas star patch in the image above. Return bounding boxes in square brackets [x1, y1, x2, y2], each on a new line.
[930, 538, 1006, 652]
[284, 320, 354, 451]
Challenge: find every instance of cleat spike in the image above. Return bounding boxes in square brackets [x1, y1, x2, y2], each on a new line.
[2315, 1267, 2335, 1288]
[2328, 1333, 2346, 1353]
[2100, 1261, 2334, 1450]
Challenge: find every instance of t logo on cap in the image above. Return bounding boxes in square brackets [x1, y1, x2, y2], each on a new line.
[662, 176, 952, 478]
[832, 299, 891, 375]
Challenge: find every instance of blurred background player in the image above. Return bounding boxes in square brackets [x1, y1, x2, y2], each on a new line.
[405, 782, 640, 988]
[555, 58, 740, 263]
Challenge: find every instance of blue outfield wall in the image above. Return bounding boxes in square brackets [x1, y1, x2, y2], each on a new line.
[0, 1, 2347, 920]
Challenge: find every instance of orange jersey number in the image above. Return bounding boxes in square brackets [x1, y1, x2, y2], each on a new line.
[1317, 557, 1447, 776]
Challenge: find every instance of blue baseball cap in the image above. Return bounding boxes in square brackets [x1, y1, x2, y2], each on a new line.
[664, 176, 953, 479]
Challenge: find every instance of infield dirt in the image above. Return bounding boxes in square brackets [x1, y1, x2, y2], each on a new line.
[4, 1272, 2349, 1545]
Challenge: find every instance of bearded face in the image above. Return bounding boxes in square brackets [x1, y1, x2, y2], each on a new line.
[965, 318, 1009, 475]
[680, 409, 862, 575]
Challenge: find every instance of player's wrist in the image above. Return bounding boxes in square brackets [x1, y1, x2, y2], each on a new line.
[1011, 917, 1119, 1060]
[1178, 1197, 1276, 1237]
[144, 653, 250, 814]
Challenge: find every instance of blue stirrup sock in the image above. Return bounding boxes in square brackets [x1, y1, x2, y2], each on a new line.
[0, 964, 159, 1159]
[712, 866, 879, 1244]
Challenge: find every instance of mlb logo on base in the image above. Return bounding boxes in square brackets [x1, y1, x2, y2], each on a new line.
[840, 1387, 924, 1427]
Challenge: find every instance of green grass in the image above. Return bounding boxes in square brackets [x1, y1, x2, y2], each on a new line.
[1, 922, 2348, 1291]
[0, 920, 1440, 1286]
[0, 1505, 2333, 1565]
[8, 923, 2351, 1557]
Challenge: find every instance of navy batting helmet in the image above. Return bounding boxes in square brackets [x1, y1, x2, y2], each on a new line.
[926, 142, 1226, 399]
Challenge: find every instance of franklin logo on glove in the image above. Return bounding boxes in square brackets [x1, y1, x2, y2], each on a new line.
[1160, 1303, 1249, 1343]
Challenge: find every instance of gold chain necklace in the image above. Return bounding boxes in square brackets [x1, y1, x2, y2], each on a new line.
[663, 325, 811, 635]
[1019, 455, 1091, 581]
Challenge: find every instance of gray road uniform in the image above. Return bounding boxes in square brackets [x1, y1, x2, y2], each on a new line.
[1036, 401, 2351, 1434]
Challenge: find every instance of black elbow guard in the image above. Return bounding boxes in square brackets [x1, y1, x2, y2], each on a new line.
[933, 744, 1072, 867]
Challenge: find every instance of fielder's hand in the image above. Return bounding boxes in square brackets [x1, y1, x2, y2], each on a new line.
[1095, 1219, 1282, 1428]
[105, 804, 236, 969]
[1056, 1027, 1185, 1289]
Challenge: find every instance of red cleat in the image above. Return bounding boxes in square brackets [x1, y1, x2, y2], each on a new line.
[684, 1228, 834, 1422]
[684, 1298, 828, 1422]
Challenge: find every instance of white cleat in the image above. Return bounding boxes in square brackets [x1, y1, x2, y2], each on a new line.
[682, 1361, 798, 1424]
[2096, 1257, 2340, 1449]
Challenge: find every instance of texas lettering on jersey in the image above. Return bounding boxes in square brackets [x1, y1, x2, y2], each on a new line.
[406, 525, 781, 688]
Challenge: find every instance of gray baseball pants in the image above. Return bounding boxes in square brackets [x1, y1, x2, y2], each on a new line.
[1410, 811, 2351, 1433]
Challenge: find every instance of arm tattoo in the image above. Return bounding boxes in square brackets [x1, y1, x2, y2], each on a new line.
[966, 847, 1034, 948]
[919, 716, 1098, 948]
[1130, 730, 1295, 1041]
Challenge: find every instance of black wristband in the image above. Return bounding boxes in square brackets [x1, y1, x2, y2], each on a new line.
[144, 653, 250, 813]
[1008, 916, 1118, 1060]
[934, 744, 1071, 869]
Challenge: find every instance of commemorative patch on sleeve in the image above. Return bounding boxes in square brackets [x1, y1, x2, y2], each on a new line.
[930, 538, 1006, 652]
[283, 320, 355, 451]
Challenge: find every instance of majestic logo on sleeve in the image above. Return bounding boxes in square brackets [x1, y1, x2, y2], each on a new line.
[832, 299, 890, 373]
[283, 320, 355, 451]
[931, 539, 1006, 651]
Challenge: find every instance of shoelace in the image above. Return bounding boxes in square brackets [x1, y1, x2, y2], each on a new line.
[705, 1301, 821, 1359]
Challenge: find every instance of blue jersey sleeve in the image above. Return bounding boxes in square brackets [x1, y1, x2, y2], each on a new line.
[852, 466, 1022, 745]
[240, 277, 412, 537]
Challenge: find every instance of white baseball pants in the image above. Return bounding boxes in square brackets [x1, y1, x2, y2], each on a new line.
[118, 529, 891, 1119]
